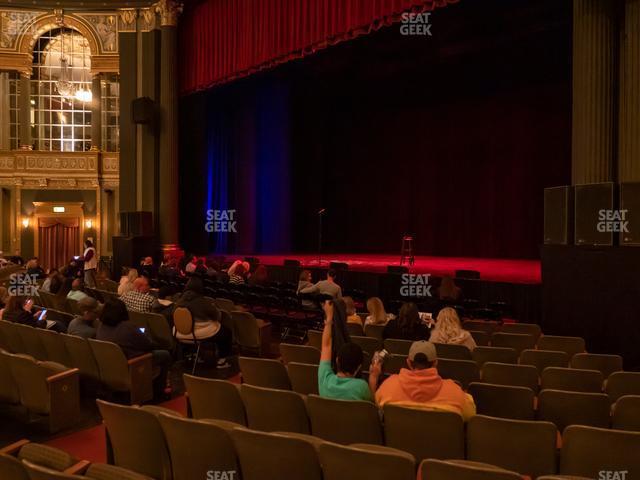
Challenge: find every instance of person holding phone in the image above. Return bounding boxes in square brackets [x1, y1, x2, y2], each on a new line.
[1, 296, 64, 332]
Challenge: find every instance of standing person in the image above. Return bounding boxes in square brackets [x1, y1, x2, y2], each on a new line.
[81, 240, 98, 288]
[300, 269, 343, 299]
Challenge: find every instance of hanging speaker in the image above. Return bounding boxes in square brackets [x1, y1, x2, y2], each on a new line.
[620, 182, 640, 246]
[574, 182, 615, 246]
[131, 97, 156, 124]
[544, 186, 573, 245]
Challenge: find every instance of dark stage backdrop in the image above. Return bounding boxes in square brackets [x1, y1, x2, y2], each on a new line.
[179, 0, 571, 259]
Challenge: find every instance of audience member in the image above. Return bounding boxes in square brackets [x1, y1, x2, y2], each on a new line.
[67, 297, 100, 339]
[0, 296, 54, 330]
[118, 267, 138, 295]
[364, 296, 394, 326]
[248, 264, 269, 286]
[318, 300, 372, 401]
[438, 275, 462, 302]
[185, 255, 198, 274]
[139, 256, 157, 279]
[0, 287, 9, 310]
[343, 296, 363, 326]
[159, 256, 180, 278]
[369, 340, 476, 420]
[56, 278, 74, 304]
[67, 278, 89, 302]
[97, 298, 171, 398]
[26, 258, 45, 280]
[228, 263, 247, 285]
[41, 269, 60, 293]
[297, 270, 313, 293]
[383, 302, 431, 340]
[300, 269, 342, 299]
[175, 277, 233, 369]
[120, 277, 155, 313]
[429, 307, 476, 351]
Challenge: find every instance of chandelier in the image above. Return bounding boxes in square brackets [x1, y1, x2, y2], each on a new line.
[55, 29, 75, 99]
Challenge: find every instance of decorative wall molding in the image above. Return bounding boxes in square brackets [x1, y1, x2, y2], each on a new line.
[0, 150, 119, 190]
[118, 8, 138, 32]
[155, 0, 182, 27]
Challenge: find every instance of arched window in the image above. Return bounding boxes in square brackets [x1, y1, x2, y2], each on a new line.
[31, 28, 93, 152]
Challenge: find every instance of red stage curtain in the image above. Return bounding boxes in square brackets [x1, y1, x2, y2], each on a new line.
[179, 0, 457, 94]
[38, 217, 79, 272]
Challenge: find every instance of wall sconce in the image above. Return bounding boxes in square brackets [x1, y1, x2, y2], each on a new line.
[85, 219, 93, 229]
[22, 217, 30, 228]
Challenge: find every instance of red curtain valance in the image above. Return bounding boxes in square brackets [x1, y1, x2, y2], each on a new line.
[179, 0, 457, 95]
[38, 217, 79, 228]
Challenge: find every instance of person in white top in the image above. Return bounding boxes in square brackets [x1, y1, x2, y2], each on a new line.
[81, 240, 98, 288]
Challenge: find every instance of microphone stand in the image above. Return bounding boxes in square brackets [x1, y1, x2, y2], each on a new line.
[317, 208, 325, 265]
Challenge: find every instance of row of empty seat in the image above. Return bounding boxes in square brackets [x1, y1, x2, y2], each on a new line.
[113, 375, 640, 479]
[0, 320, 156, 406]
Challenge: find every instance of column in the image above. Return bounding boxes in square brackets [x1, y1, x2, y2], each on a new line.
[118, 9, 138, 212]
[156, 0, 182, 252]
[19, 73, 31, 150]
[619, 0, 640, 182]
[91, 74, 102, 151]
[572, 0, 616, 184]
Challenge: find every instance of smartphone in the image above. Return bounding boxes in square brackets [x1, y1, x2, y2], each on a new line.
[73, 255, 80, 260]
[38, 309, 48, 320]
[139, 327, 146, 333]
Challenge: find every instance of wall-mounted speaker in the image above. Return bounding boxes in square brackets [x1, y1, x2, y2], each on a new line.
[574, 182, 615, 246]
[119, 211, 153, 237]
[620, 182, 640, 246]
[544, 186, 573, 245]
[131, 97, 156, 125]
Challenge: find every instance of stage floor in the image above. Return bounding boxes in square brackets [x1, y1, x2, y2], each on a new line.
[253, 253, 541, 285]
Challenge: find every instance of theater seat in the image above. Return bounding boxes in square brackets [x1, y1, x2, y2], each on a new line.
[468, 383, 535, 421]
[490, 333, 536, 356]
[481, 362, 539, 393]
[541, 367, 604, 393]
[239, 356, 291, 390]
[306, 395, 383, 445]
[23, 460, 154, 479]
[157, 414, 239, 480]
[287, 362, 319, 395]
[538, 336, 586, 358]
[0, 349, 20, 406]
[319, 442, 415, 480]
[88, 339, 154, 405]
[38, 330, 71, 366]
[9, 354, 80, 433]
[434, 343, 473, 361]
[383, 339, 412, 355]
[611, 395, 640, 432]
[472, 347, 518, 367]
[96, 400, 177, 480]
[466, 415, 558, 478]
[537, 390, 611, 431]
[499, 323, 542, 342]
[606, 372, 640, 403]
[240, 384, 310, 434]
[560, 426, 640, 478]
[279, 343, 320, 365]
[183, 374, 246, 424]
[570, 353, 623, 378]
[437, 358, 480, 389]
[520, 349, 569, 373]
[231, 428, 323, 480]
[383, 404, 465, 462]
[420, 459, 523, 480]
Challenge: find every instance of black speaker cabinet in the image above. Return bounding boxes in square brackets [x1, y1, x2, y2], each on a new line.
[131, 97, 156, 124]
[283, 259, 301, 267]
[574, 182, 615, 246]
[119, 211, 153, 237]
[387, 265, 409, 274]
[112, 236, 156, 278]
[620, 182, 640, 246]
[329, 261, 349, 271]
[544, 186, 573, 245]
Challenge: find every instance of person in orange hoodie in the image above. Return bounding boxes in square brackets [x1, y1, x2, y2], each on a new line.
[368, 340, 476, 420]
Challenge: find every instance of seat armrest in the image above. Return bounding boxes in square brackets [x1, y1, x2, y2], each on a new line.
[46, 368, 80, 384]
[65, 460, 91, 475]
[127, 353, 153, 366]
[0, 439, 29, 455]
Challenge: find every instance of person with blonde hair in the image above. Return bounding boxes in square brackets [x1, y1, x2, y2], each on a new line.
[343, 296, 363, 326]
[364, 297, 394, 326]
[429, 307, 476, 351]
[118, 267, 138, 296]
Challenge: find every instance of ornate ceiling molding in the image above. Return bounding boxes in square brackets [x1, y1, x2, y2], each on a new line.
[118, 8, 137, 32]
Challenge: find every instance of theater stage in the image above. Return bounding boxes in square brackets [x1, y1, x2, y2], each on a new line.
[253, 253, 541, 285]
